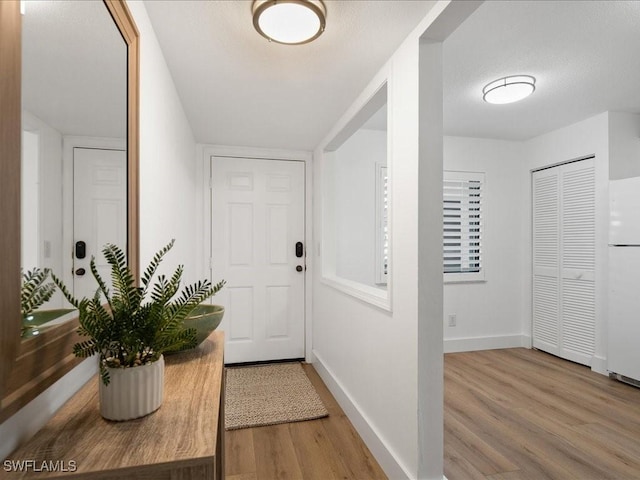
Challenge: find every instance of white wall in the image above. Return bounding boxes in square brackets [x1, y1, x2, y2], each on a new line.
[312, 3, 480, 477]
[443, 136, 525, 352]
[128, 0, 199, 283]
[521, 112, 610, 373]
[609, 112, 640, 180]
[313, 50, 420, 480]
[313, 68, 417, 480]
[1, 0, 199, 460]
[445, 112, 634, 367]
[333, 128, 387, 287]
[312, 13, 451, 479]
[22, 111, 65, 308]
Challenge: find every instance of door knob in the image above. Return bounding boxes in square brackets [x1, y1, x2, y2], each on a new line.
[75, 268, 86, 276]
[296, 265, 303, 272]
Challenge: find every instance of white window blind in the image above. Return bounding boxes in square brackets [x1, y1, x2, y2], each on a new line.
[443, 171, 484, 282]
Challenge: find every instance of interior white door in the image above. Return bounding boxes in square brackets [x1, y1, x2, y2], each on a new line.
[532, 167, 561, 356]
[211, 156, 305, 364]
[532, 158, 595, 366]
[73, 147, 127, 300]
[558, 159, 596, 365]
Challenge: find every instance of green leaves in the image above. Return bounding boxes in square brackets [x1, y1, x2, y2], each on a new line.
[21, 268, 57, 317]
[53, 240, 225, 385]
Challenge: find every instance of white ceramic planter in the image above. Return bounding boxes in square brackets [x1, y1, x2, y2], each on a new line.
[99, 355, 164, 421]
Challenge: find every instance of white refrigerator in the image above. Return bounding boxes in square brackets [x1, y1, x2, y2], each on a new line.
[609, 176, 640, 383]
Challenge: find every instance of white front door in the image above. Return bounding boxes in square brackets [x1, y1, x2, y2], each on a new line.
[73, 147, 127, 300]
[211, 156, 305, 364]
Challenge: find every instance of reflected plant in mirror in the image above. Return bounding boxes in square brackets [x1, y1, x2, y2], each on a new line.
[20, 268, 75, 339]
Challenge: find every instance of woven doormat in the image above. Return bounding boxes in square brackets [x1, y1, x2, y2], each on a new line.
[225, 362, 329, 430]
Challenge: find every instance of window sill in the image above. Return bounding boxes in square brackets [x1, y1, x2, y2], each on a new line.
[321, 274, 391, 312]
[444, 272, 486, 284]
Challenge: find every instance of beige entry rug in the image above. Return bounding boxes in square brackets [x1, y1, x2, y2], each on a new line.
[225, 362, 329, 430]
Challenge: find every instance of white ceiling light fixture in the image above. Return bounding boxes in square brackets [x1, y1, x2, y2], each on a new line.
[252, 0, 326, 45]
[482, 75, 536, 104]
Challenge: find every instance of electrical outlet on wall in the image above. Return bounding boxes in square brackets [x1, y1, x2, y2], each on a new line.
[448, 314, 457, 327]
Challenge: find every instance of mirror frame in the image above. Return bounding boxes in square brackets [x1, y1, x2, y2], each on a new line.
[0, 0, 139, 423]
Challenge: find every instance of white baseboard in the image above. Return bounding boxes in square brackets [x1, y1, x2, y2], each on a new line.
[312, 350, 413, 480]
[444, 334, 529, 353]
[591, 355, 608, 376]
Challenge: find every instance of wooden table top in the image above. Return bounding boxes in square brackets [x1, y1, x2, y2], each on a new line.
[2, 331, 224, 479]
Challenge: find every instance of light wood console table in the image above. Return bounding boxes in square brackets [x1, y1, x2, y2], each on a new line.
[2, 331, 225, 480]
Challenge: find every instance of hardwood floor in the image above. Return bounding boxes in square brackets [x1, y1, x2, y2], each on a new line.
[445, 348, 640, 480]
[225, 363, 387, 480]
[226, 350, 640, 480]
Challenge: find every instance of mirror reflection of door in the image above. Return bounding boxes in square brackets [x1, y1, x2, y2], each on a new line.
[20, 0, 127, 328]
[73, 147, 127, 301]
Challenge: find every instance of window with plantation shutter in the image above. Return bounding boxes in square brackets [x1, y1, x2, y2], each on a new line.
[443, 171, 484, 283]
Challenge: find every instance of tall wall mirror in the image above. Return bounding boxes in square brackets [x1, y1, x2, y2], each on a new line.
[0, 0, 139, 422]
[321, 83, 391, 309]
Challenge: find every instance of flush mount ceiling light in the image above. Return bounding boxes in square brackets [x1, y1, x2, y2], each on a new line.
[482, 75, 536, 104]
[252, 0, 326, 45]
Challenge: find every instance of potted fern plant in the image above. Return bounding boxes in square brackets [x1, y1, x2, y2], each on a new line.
[53, 239, 225, 421]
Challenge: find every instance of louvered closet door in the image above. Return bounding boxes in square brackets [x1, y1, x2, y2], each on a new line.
[532, 158, 595, 366]
[559, 159, 595, 365]
[532, 168, 561, 357]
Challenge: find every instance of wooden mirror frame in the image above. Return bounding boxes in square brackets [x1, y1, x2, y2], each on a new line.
[0, 0, 139, 423]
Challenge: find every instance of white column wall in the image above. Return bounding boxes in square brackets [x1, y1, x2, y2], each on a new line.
[312, 43, 420, 480]
[417, 39, 444, 480]
[312, 3, 480, 477]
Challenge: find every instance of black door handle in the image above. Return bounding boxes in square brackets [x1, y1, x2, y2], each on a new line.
[75, 268, 86, 276]
[295, 241, 304, 258]
[296, 265, 303, 272]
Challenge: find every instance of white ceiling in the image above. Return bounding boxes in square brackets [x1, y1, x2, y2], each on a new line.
[25, 1, 640, 148]
[22, 1, 126, 138]
[143, 0, 435, 150]
[443, 0, 640, 141]
[145, 0, 640, 148]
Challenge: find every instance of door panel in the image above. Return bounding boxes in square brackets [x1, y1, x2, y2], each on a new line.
[533, 168, 560, 352]
[533, 275, 560, 353]
[73, 147, 126, 300]
[559, 160, 595, 364]
[211, 156, 305, 364]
